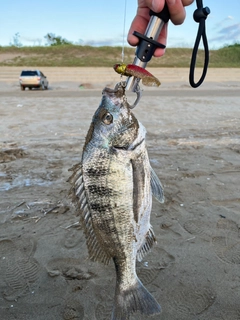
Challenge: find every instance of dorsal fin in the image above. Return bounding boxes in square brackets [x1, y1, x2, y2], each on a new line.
[68, 163, 111, 265]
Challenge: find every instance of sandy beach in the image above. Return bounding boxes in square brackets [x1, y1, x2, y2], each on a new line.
[0, 67, 240, 320]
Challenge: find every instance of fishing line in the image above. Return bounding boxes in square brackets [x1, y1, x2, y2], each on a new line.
[121, 0, 127, 63]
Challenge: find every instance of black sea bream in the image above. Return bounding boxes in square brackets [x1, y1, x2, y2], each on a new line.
[69, 83, 164, 320]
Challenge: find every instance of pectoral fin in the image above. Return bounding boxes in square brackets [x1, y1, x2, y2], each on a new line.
[131, 158, 146, 224]
[150, 167, 164, 203]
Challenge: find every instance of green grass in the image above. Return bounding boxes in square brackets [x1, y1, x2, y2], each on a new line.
[0, 44, 239, 67]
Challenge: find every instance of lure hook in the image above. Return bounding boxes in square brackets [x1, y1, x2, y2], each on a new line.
[129, 81, 142, 109]
[121, 80, 142, 109]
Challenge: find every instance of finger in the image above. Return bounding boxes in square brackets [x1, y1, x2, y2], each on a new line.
[153, 23, 168, 57]
[166, 0, 186, 25]
[128, 8, 168, 57]
[144, 0, 165, 13]
[127, 16, 148, 46]
[182, 0, 194, 6]
[143, 0, 194, 12]
[127, 8, 150, 46]
[128, 21, 167, 57]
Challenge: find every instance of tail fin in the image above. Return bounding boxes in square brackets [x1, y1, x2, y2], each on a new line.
[111, 277, 161, 320]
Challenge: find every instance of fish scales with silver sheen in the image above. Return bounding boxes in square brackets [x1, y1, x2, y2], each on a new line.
[69, 82, 164, 320]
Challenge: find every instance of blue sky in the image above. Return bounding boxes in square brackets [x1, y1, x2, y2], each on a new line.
[0, 0, 239, 49]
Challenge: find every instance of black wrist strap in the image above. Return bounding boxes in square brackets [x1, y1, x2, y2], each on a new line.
[189, 0, 210, 88]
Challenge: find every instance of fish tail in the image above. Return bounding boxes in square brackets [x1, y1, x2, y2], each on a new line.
[111, 277, 161, 320]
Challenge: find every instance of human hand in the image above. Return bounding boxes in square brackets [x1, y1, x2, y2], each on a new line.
[128, 0, 194, 57]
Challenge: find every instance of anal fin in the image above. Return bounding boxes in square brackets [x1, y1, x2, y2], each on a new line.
[137, 227, 156, 262]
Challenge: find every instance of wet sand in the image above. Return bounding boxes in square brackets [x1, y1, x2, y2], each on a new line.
[0, 68, 240, 320]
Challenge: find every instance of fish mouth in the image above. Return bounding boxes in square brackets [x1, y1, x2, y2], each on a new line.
[103, 82, 125, 98]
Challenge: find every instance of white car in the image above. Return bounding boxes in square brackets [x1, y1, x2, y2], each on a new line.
[19, 70, 49, 91]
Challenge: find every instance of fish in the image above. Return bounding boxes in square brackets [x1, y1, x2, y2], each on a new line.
[113, 63, 161, 87]
[69, 82, 164, 320]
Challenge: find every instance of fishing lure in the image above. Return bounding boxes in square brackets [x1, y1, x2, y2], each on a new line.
[113, 63, 161, 87]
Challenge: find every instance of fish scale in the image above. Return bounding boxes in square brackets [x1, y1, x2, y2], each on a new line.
[83, 152, 134, 255]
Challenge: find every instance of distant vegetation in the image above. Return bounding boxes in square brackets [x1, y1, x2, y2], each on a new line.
[44, 33, 73, 46]
[0, 43, 239, 68]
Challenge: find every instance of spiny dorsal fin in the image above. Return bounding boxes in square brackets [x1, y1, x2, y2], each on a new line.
[68, 163, 111, 265]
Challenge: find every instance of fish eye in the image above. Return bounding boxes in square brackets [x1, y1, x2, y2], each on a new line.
[102, 112, 113, 125]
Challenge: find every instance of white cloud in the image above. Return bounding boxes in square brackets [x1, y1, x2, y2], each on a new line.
[210, 23, 240, 44]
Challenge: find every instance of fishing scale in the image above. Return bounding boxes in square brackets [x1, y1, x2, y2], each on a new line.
[114, 0, 210, 108]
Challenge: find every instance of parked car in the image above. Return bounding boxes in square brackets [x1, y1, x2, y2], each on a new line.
[19, 70, 49, 91]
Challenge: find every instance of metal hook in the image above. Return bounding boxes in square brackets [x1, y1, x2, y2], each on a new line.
[119, 80, 142, 109]
[104, 81, 142, 109]
[128, 82, 142, 109]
